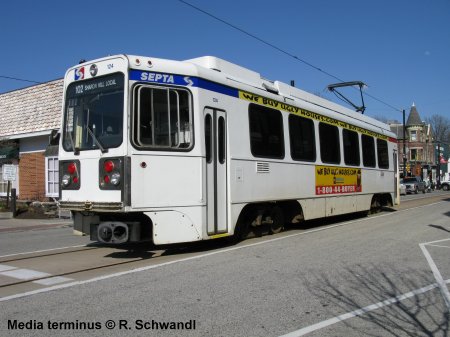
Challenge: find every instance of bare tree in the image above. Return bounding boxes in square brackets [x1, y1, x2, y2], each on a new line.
[426, 114, 450, 142]
[373, 115, 389, 123]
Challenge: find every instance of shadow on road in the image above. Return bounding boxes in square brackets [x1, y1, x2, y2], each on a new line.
[305, 264, 449, 337]
[429, 224, 450, 233]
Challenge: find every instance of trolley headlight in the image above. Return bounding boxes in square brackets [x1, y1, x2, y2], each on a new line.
[110, 172, 121, 186]
[61, 174, 71, 187]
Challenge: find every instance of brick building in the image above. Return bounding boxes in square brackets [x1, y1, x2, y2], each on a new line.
[389, 103, 436, 180]
[0, 79, 63, 201]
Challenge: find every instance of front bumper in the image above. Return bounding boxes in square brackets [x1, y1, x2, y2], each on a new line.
[59, 201, 123, 212]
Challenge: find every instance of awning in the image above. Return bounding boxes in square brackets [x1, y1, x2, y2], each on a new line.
[44, 144, 59, 157]
[0, 146, 19, 161]
[44, 131, 60, 157]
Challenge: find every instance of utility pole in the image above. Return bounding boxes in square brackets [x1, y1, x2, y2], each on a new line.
[437, 141, 441, 189]
[402, 109, 407, 178]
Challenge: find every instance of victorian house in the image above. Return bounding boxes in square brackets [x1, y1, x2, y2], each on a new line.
[389, 104, 435, 179]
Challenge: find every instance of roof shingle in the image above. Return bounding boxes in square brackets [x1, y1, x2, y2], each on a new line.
[406, 104, 423, 126]
[0, 79, 63, 138]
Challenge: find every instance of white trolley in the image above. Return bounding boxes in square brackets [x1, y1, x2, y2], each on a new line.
[59, 55, 399, 245]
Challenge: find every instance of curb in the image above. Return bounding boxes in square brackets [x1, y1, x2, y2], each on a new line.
[0, 212, 14, 219]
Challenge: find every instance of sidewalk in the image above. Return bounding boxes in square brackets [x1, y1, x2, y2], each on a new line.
[0, 217, 73, 233]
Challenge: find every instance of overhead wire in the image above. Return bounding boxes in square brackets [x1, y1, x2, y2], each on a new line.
[0, 75, 43, 84]
[178, 0, 344, 84]
[0, 75, 63, 94]
[177, 0, 403, 113]
[1, 1, 403, 114]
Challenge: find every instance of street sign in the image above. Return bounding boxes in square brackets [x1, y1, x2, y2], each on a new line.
[2, 164, 17, 181]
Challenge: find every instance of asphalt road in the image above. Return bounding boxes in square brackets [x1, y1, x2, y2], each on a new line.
[0, 192, 449, 337]
[0, 226, 90, 257]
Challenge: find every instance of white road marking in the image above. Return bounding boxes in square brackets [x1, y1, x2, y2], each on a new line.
[426, 244, 450, 249]
[277, 227, 450, 337]
[420, 238, 450, 310]
[33, 276, 73, 286]
[278, 280, 445, 337]
[0, 201, 447, 303]
[0, 264, 17, 272]
[421, 237, 450, 245]
[0, 264, 72, 286]
[0, 220, 370, 302]
[0, 200, 442, 260]
[0, 268, 51, 280]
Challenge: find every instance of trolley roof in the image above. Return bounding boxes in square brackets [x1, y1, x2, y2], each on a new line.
[71, 54, 395, 138]
[184, 56, 392, 135]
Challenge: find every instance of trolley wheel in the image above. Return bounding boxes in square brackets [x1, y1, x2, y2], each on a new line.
[269, 206, 284, 234]
[443, 185, 449, 191]
[370, 196, 381, 214]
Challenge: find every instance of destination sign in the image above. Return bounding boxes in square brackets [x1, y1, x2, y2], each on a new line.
[69, 73, 124, 97]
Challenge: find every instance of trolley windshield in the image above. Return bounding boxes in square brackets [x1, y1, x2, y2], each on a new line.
[63, 73, 124, 153]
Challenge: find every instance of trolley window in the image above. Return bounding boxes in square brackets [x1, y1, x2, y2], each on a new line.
[362, 135, 376, 167]
[289, 115, 315, 161]
[205, 115, 212, 163]
[377, 139, 389, 169]
[133, 86, 192, 150]
[343, 129, 360, 166]
[249, 104, 284, 159]
[63, 73, 124, 152]
[218, 116, 226, 164]
[319, 123, 340, 164]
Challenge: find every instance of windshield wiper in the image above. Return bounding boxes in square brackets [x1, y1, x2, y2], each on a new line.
[86, 125, 108, 153]
[66, 130, 79, 155]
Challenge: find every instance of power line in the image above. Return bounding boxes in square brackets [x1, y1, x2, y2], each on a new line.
[178, 0, 344, 83]
[363, 91, 402, 112]
[177, 0, 403, 113]
[1, 3, 403, 114]
[0, 75, 42, 84]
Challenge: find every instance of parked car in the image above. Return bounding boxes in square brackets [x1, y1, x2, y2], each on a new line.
[441, 180, 450, 191]
[402, 176, 426, 194]
[399, 180, 407, 195]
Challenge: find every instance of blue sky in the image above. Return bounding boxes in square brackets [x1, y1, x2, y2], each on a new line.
[1, 0, 449, 121]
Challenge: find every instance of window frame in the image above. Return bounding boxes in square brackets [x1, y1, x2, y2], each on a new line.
[376, 139, 390, 169]
[362, 135, 376, 168]
[319, 122, 341, 164]
[288, 114, 316, 162]
[248, 103, 285, 159]
[342, 129, 360, 166]
[63, 73, 125, 153]
[131, 84, 194, 152]
[45, 156, 59, 197]
[205, 114, 212, 163]
[410, 147, 423, 161]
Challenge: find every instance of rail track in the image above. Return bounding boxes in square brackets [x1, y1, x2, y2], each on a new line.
[0, 243, 167, 290]
[1, 192, 448, 294]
